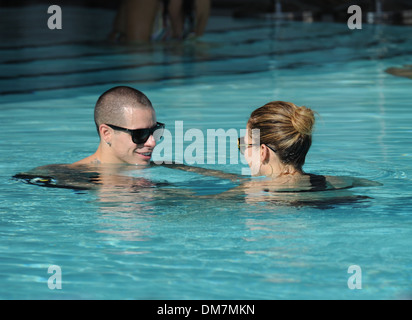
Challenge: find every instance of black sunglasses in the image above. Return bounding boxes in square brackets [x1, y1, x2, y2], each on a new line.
[237, 137, 277, 155]
[106, 122, 165, 145]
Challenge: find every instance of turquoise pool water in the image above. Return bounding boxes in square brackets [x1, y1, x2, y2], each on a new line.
[1, 6, 412, 299]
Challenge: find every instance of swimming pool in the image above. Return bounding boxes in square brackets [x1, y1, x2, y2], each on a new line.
[1, 5, 411, 300]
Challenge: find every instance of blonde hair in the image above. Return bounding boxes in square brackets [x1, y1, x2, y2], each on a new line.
[247, 101, 315, 170]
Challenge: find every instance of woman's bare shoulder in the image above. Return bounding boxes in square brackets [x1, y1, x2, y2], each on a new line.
[325, 175, 382, 188]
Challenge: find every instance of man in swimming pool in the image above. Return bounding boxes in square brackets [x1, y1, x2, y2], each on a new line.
[74, 86, 164, 166]
[15, 86, 170, 189]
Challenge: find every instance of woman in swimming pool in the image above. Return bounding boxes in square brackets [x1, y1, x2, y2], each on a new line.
[238, 101, 321, 190]
[163, 100, 379, 194]
[236, 100, 377, 192]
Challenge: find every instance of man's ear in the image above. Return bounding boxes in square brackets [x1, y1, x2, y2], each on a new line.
[99, 124, 111, 144]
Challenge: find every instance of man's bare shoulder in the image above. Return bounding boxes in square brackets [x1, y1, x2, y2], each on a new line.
[24, 164, 67, 175]
[14, 163, 102, 190]
[72, 155, 101, 165]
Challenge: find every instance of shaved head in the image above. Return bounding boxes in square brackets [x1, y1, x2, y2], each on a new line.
[94, 86, 153, 134]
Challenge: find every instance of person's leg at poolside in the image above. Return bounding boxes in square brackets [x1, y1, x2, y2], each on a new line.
[194, 0, 210, 37]
[108, 0, 127, 42]
[124, 0, 160, 42]
[168, 0, 184, 39]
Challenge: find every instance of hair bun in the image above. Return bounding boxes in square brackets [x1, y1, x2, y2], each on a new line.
[291, 106, 315, 136]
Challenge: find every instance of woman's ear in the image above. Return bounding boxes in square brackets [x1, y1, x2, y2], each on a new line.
[260, 145, 270, 163]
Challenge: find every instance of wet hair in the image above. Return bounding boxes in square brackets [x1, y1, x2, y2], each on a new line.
[247, 101, 315, 170]
[94, 86, 153, 135]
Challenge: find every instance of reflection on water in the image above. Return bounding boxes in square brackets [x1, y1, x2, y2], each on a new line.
[95, 209, 155, 250]
[12, 162, 379, 250]
[11, 162, 378, 261]
[246, 192, 372, 210]
[13, 163, 378, 213]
